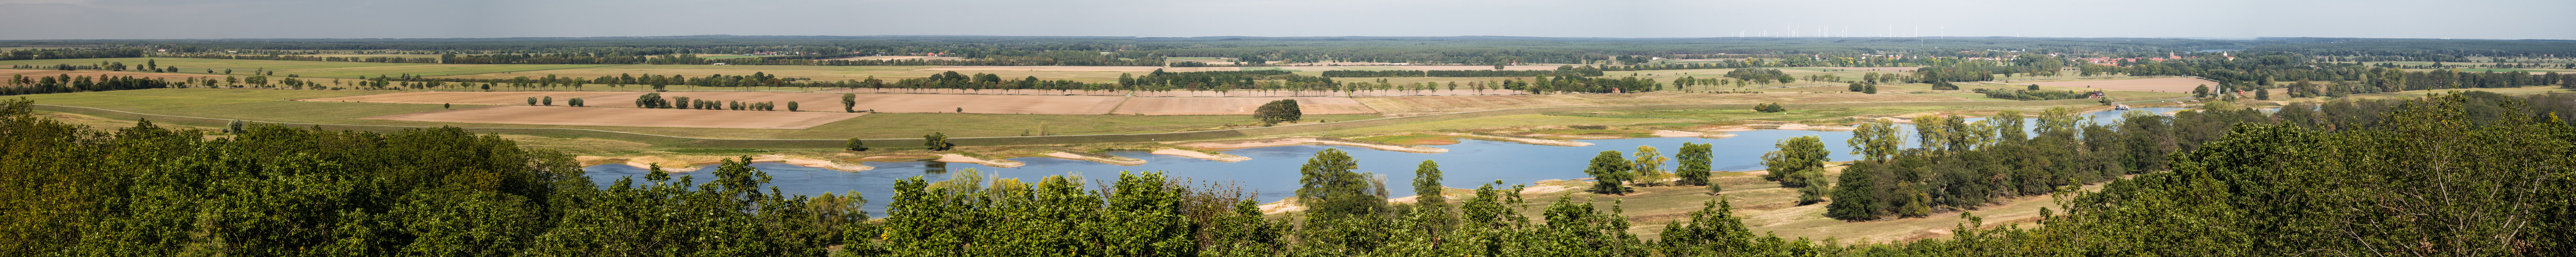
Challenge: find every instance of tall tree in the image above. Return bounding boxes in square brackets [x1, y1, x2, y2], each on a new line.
[1298, 149, 1382, 217]
[1583, 151, 1633, 195]
[1674, 142, 1713, 187]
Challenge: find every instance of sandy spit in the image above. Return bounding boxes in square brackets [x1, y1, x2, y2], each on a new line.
[1043, 152, 1147, 166]
[1178, 137, 1449, 154]
[937, 154, 1026, 168]
[1152, 149, 1251, 162]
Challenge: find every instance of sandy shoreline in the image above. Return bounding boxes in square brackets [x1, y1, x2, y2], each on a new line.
[1043, 152, 1148, 166]
[1442, 133, 1592, 146]
[1153, 149, 1251, 162]
[936, 154, 1026, 168]
[1178, 137, 1450, 154]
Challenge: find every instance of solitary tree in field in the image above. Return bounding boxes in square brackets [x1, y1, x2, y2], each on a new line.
[845, 137, 867, 152]
[1584, 151, 1634, 195]
[542, 96, 553, 106]
[922, 132, 953, 151]
[842, 93, 857, 113]
[526, 97, 538, 106]
[787, 101, 799, 112]
[1255, 99, 1303, 125]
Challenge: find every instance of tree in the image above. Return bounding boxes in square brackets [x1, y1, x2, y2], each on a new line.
[2255, 87, 2272, 100]
[2193, 84, 2210, 97]
[1298, 149, 1383, 217]
[1674, 142, 1713, 187]
[1761, 136, 1829, 188]
[787, 101, 799, 112]
[1412, 160, 1445, 207]
[542, 96, 553, 106]
[1847, 119, 1902, 161]
[1794, 170, 1830, 206]
[922, 132, 953, 151]
[1632, 145, 1671, 186]
[845, 137, 868, 152]
[1583, 151, 1633, 195]
[526, 97, 538, 106]
[1822, 161, 1880, 220]
[225, 119, 243, 133]
[1864, 84, 1878, 94]
[1847, 82, 1866, 92]
[841, 93, 857, 113]
[1255, 99, 1303, 125]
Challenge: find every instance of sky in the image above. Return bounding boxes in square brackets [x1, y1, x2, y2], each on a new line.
[1, 0, 2570, 40]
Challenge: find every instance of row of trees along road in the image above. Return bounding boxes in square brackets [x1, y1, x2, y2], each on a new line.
[0, 93, 2569, 255]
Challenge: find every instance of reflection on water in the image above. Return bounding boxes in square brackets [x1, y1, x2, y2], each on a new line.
[586, 107, 2186, 213]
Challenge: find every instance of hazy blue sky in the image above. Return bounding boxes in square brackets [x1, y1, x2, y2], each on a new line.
[2, 0, 2569, 40]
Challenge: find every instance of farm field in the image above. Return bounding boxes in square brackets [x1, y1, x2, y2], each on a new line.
[0, 58, 617, 78]
[0, 69, 232, 80]
[2008, 77, 2217, 93]
[1112, 97, 1376, 115]
[360, 105, 865, 129]
[308, 90, 1130, 114]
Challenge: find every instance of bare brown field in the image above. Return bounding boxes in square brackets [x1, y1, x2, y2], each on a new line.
[359, 105, 866, 129]
[0, 69, 232, 80]
[1810, 67, 1923, 72]
[1398, 65, 1571, 71]
[917, 66, 1169, 72]
[815, 56, 967, 61]
[821, 88, 1130, 96]
[303, 91, 646, 105]
[1127, 89, 1530, 97]
[2018, 77, 2217, 93]
[1355, 92, 1972, 114]
[1113, 97, 1376, 115]
[843, 94, 1125, 115]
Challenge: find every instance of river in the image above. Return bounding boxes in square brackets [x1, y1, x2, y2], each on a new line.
[585, 107, 2184, 212]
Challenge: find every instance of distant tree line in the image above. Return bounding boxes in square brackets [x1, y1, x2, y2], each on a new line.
[0, 74, 176, 96]
[1319, 67, 1603, 78]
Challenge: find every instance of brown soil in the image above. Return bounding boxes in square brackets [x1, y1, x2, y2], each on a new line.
[916, 66, 1167, 72]
[303, 91, 645, 106]
[358, 105, 866, 129]
[1112, 97, 1376, 115]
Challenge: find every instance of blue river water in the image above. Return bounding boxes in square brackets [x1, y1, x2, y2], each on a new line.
[586, 107, 2182, 212]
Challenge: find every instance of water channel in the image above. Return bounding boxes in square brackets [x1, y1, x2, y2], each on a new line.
[585, 107, 2185, 212]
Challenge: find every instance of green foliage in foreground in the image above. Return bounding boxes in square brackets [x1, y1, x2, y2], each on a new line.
[0, 94, 2570, 256]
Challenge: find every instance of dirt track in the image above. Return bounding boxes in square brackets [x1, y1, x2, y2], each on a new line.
[359, 105, 866, 129]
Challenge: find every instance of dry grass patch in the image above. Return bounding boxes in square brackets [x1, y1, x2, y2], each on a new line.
[1354, 92, 1971, 115]
[0, 69, 232, 80]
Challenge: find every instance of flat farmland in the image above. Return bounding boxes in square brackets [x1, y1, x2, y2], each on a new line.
[1112, 97, 1376, 115]
[426, 64, 1138, 83]
[0, 69, 231, 80]
[2017, 77, 2217, 93]
[814, 56, 965, 61]
[0, 58, 608, 78]
[303, 90, 1129, 114]
[359, 105, 865, 129]
[303, 91, 646, 105]
[1807, 67, 1922, 72]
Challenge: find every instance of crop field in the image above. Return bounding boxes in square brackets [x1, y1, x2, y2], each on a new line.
[303, 90, 1129, 115]
[2013, 77, 2216, 93]
[0, 58, 617, 78]
[426, 64, 1140, 83]
[0, 69, 232, 80]
[359, 105, 866, 129]
[302, 91, 648, 106]
[1807, 66, 1922, 72]
[1111, 97, 1376, 115]
[813, 56, 965, 61]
